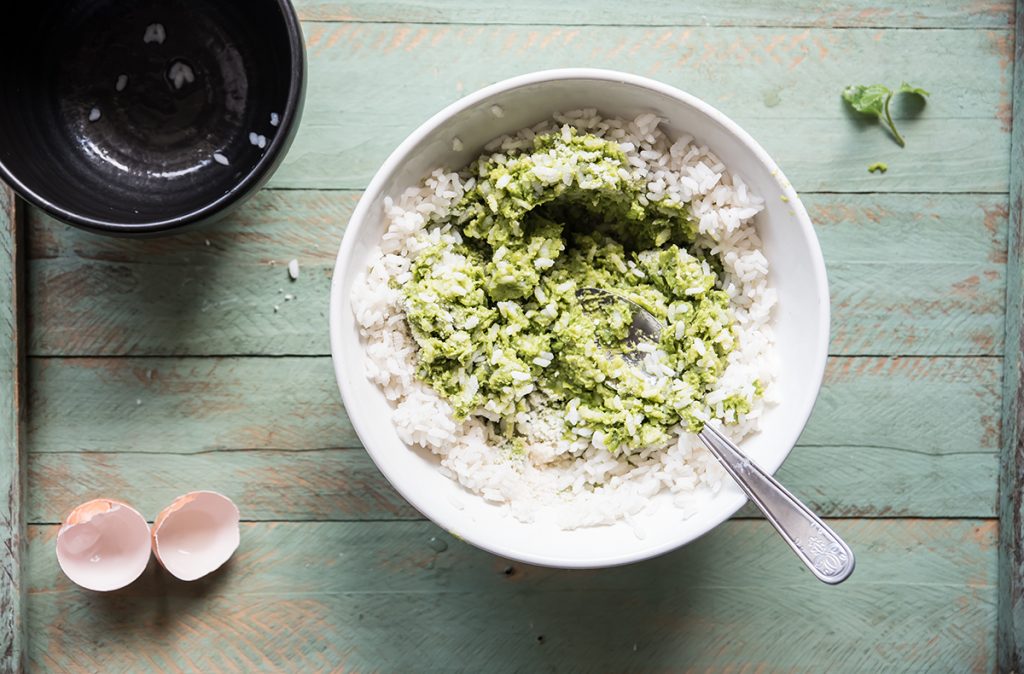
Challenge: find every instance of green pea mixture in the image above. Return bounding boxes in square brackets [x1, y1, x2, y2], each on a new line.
[402, 128, 756, 453]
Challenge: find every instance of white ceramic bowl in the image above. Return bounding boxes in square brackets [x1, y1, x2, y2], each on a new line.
[329, 69, 829, 568]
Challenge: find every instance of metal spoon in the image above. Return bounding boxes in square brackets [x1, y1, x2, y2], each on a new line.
[577, 287, 855, 584]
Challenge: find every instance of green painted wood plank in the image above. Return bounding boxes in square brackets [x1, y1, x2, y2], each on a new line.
[754, 445, 997, 518]
[26, 356, 999, 455]
[810, 193, 1008, 265]
[23, 355, 999, 520]
[266, 24, 1010, 192]
[293, 0, 1015, 28]
[26, 450, 419, 524]
[285, 117, 1010, 194]
[24, 443, 998, 523]
[28, 357, 356, 453]
[32, 192, 1007, 266]
[798, 356, 1002, 454]
[24, 519, 997, 672]
[828, 262, 1004, 355]
[26, 255, 1003, 357]
[997, 0, 1024, 669]
[26, 191, 1008, 357]
[0, 189, 25, 673]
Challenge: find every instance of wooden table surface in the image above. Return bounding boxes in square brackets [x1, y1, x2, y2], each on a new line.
[3, 1, 1024, 671]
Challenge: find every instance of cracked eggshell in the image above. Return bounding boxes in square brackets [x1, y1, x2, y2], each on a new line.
[56, 499, 152, 592]
[152, 491, 240, 581]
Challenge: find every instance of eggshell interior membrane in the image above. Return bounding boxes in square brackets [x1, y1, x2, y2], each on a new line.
[152, 491, 240, 581]
[56, 499, 152, 592]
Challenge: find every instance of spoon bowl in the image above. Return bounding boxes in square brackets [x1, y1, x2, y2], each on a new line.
[577, 286, 855, 584]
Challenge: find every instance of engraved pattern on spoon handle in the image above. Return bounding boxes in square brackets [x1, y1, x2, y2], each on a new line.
[698, 423, 856, 584]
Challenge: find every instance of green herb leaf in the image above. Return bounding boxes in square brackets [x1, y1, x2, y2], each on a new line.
[897, 82, 930, 97]
[842, 84, 890, 117]
[867, 162, 888, 173]
[842, 82, 929, 148]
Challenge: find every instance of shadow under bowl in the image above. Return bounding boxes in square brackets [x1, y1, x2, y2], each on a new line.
[0, 0, 305, 235]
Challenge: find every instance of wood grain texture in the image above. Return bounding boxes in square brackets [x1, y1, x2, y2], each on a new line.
[267, 24, 1011, 192]
[22, 356, 999, 522]
[292, 0, 1015, 28]
[26, 356, 1000, 455]
[24, 519, 997, 672]
[997, 0, 1024, 669]
[24, 443, 998, 524]
[28, 357, 356, 453]
[26, 191, 1008, 357]
[13, 6, 1015, 671]
[0, 189, 24, 673]
[27, 450, 420, 524]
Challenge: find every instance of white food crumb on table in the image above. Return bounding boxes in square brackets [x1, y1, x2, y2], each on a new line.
[270, 112, 280, 127]
[249, 132, 260, 146]
[213, 152, 229, 166]
[204, 239, 210, 246]
[273, 305, 279, 313]
[257, 135, 267, 149]
[143, 23, 166, 44]
[452, 137, 464, 151]
[288, 258, 300, 280]
[88, 108, 101, 122]
[115, 74, 128, 91]
[284, 293, 294, 301]
[168, 61, 195, 89]
[135, 399, 142, 406]
[490, 105, 504, 118]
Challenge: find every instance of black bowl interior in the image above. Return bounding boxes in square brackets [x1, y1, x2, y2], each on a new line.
[0, 0, 300, 230]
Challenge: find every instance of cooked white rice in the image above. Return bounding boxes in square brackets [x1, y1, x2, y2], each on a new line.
[352, 110, 778, 529]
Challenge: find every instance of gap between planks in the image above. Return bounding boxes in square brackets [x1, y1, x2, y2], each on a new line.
[25, 353, 1007, 360]
[295, 19, 1014, 30]
[289, 0, 1014, 30]
[24, 515, 1000, 526]
[253, 187, 1013, 195]
[300, 23, 1010, 30]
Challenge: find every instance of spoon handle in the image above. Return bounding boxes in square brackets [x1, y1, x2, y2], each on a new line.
[698, 423, 856, 584]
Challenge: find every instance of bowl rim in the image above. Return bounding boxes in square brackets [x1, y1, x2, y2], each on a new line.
[0, 0, 307, 235]
[329, 67, 830, 568]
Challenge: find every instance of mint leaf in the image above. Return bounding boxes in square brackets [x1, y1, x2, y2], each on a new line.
[842, 84, 890, 117]
[897, 82, 930, 97]
[842, 82, 929, 147]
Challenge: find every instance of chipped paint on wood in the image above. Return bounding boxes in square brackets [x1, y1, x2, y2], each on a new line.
[0, 188, 24, 672]
[25, 444, 999, 523]
[25, 192, 1009, 358]
[997, 0, 1024, 669]
[27, 450, 421, 524]
[273, 24, 1011, 191]
[4, 5, 1017, 670]
[22, 520, 997, 671]
[25, 356, 1000, 456]
[291, 0, 1014, 28]
[28, 357, 360, 453]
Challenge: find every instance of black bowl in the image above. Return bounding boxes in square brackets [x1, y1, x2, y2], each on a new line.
[0, 0, 305, 235]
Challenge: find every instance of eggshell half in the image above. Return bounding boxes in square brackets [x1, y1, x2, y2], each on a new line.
[152, 491, 240, 581]
[56, 499, 152, 592]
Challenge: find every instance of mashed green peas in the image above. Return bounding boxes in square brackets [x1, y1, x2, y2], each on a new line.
[402, 128, 754, 452]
